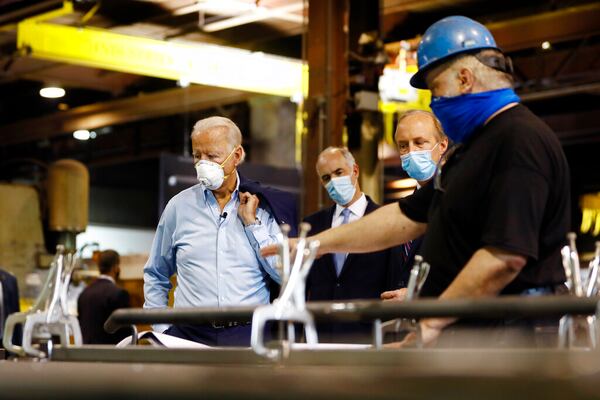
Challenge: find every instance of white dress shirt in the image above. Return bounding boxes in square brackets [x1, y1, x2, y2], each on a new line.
[331, 193, 367, 228]
[331, 193, 367, 261]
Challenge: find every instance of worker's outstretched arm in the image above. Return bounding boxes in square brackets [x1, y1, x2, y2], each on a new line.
[262, 203, 426, 257]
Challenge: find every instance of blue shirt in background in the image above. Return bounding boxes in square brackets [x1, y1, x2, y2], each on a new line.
[143, 175, 281, 332]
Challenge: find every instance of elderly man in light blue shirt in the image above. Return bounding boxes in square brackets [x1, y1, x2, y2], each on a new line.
[144, 116, 281, 346]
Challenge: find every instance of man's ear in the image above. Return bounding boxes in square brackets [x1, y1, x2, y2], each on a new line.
[439, 137, 449, 154]
[353, 163, 360, 180]
[458, 67, 475, 94]
[233, 146, 244, 166]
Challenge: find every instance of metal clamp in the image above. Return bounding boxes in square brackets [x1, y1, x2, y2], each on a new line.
[376, 255, 430, 349]
[251, 222, 320, 360]
[2, 245, 82, 358]
[559, 233, 598, 349]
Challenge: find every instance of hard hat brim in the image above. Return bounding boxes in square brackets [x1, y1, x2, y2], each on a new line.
[409, 46, 501, 90]
[409, 69, 429, 90]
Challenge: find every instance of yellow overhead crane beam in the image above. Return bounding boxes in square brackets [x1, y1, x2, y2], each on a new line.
[16, 1, 308, 98]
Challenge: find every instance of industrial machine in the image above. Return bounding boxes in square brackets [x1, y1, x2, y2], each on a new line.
[0, 159, 89, 323]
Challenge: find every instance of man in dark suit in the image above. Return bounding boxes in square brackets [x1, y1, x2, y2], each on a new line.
[304, 147, 407, 343]
[1, 268, 21, 348]
[78, 250, 130, 344]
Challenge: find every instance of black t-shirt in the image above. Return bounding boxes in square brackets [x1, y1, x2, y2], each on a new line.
[399, 105, 570, 297]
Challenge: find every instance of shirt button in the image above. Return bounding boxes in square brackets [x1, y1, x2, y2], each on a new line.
[220, 297, 225, 301]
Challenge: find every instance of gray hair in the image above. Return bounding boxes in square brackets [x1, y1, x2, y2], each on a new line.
[445, 50, 513, 90]
[396, 110, 446, 141]
[191, 116, 245, 162]
[317, 146, 356, 170]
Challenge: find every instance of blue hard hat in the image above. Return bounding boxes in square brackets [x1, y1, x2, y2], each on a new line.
[410, 16, 500, 89]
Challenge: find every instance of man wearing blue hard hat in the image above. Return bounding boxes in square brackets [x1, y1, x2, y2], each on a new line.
[264, 16, 570, 346]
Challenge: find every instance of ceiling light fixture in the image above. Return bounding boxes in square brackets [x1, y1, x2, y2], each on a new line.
[73, 129, 91, 140]
[40, 87, 65, 98]
[177, 77, 191, 88]
[201, 2, 304, 32]
[387, 178, 418, 190]
[175, 0, 257, 17]
[541, 41, 551, 50]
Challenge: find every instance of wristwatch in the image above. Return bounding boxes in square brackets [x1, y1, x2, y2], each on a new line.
[244, 218, 261, 227]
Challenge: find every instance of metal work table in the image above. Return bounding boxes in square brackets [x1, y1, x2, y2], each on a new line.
[3, 348, 600, 400]
[104, 295, 600, 333]
[2, 296, 600, 399]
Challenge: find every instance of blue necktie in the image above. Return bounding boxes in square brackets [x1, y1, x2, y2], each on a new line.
[334, 208, 351, 276]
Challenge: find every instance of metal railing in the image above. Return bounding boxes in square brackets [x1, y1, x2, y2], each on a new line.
[105, 295, 600, 353]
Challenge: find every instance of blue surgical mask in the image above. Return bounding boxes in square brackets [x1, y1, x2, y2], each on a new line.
[325, 175, 356, 206]
[401, 143, 439, 181]
[430, 88, 520, 144]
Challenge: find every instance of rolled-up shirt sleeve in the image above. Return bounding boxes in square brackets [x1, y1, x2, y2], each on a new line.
[243, 207, 282, 284]
[398, 180, 434, 223]
[143, 203, 177, 332]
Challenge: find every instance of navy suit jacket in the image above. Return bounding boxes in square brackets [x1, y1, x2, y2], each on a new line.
[0, 269, 21, 347]
[240, 175, 299, 301]
[304, 196, 408, 343]
[77, 278, 131, 344]
[239, 175, 298, 237]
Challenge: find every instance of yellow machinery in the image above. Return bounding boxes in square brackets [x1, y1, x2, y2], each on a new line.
[581, 193, 600, 237]
[47, 159, 89, 249]
[15, 1, 307, 98]
[0, 183, 46, 302]
[0, 159, 89, 309]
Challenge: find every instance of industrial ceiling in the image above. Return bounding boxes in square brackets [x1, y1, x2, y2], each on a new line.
[0, 0, 598, 185]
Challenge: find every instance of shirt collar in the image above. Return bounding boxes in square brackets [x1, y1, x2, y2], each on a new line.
[202, 171, 240, 201]
[98, 274, 115, 284]
[334, 192, 367, 219]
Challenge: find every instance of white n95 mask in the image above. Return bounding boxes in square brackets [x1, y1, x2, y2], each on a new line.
[195, 147, 237, 190]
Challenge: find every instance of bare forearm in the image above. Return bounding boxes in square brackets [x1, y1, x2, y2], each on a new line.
[427, 247, 527, 330]
[313, 203, 426, 255]
[440, 247, 526, 300]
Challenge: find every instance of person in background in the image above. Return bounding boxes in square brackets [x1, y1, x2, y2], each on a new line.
[304, 147, 406, 343]
[380, 110, 448, 302]
[78, 250, 130, 344]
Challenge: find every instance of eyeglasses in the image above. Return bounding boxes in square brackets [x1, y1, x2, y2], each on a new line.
[433, 144, 463, 193]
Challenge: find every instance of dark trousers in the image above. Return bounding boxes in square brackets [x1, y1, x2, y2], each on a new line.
[436, 286, 567, 348]
[164, 324, 252, 347]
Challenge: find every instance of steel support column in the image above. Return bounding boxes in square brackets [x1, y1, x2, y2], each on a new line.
[303, 0, 349, 216]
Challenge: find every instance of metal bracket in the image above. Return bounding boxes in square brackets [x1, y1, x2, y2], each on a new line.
[2, 245, 82, 358]
[251, 222, 320, 360]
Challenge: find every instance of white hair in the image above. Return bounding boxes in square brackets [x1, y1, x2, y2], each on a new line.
[191, 116, 245, 162]
[318, 146, 356, 170]
[446, 50, 513, 90]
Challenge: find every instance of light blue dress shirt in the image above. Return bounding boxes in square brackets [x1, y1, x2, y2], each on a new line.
[143, 174, 282, 332]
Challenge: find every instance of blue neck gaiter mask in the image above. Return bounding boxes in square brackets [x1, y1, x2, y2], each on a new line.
[430, 88, 520, 144]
